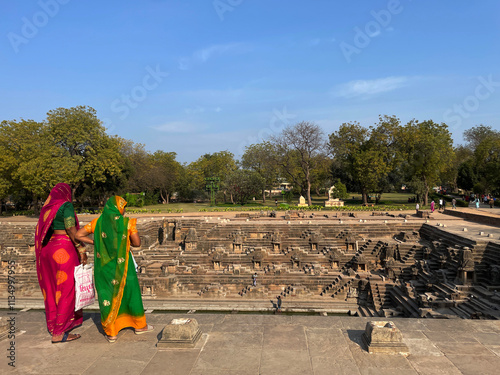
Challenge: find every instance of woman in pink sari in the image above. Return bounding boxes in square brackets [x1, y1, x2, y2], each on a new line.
[35, 183, 87, 343]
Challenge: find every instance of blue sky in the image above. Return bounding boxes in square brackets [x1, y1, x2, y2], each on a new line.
[2, 0, 500, 163]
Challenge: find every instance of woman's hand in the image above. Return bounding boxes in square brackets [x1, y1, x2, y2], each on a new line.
[79, 252, 88, 266]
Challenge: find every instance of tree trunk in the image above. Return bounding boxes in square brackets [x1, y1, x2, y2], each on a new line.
[160, 190, 167, 204]
[306, 169, 312, 206]
[362, 189, 368, 205]
[423, 176, 429, 206]
[262, 189, 266, 203]
[166, 192, 170, 204]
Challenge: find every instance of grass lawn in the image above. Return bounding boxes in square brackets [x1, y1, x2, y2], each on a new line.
[140, 192, 421, 213]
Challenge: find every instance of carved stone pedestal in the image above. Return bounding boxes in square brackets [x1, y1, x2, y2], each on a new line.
[324, 199, 344, 207]
[362, 321, 409, 355]
[158, 318, 202, 349]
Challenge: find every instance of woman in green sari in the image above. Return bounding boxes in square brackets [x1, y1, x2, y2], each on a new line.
[76, 196, 153, 342]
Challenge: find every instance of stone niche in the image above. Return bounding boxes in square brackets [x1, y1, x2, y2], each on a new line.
[271, 232, 281, 253]
[362, 321, 409, 355]
[183, 228, 198, 251]
[232, 231, 244, 253]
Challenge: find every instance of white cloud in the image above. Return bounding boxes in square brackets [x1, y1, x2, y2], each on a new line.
[333, 76, 409, 98]
[184, 106, 205, 115]
[152, 121, 207, 133]
[309, 38, 321, 46]
[178, 43, 250, 70]
[194, 43, 241, 62]
[184, 106, 223, 115]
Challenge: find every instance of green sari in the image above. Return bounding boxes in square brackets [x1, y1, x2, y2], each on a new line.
[93, 196, 146, 337]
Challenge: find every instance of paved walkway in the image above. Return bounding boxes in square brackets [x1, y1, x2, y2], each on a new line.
[2, 310, 500, 374]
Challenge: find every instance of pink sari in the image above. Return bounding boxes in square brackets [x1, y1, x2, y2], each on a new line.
[35, 183, 83, 336]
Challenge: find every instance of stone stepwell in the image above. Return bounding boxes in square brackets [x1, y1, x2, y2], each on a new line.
[2, 211, 500, 319]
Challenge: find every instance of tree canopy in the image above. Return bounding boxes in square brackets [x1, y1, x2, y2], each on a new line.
[1, 105, 498, 211]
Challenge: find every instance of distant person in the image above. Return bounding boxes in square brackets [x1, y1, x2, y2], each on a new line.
[430, 200, 435, 213]
[252, 272, 257, 287]
[489, 198, 494, 208]
[275, 199, 278, 207]
[415, 203, 419, 215]
[452, 198, 457, 209]
[276, 295, 282, 313]
[76, 196, 153, 343]
[476, 199, 480, 209]
[439, 198, 443, 211]
[35, 183, 86, 343]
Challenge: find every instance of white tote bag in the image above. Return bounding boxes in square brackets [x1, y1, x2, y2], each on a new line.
[74, 264, 95, 311]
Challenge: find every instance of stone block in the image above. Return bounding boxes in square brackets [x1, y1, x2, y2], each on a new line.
[362, 321, 409, 355]
[158, 318, 202, 349]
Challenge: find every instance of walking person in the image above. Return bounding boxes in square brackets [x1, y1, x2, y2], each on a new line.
[76, 196, 153, 343]
[276, 295, 282, 313]
[252, 272, 257, 287]
[35, 183, 86, 343]
[476, 199, 480, 210]
[452, 198, 456, 209]
[415, 203, 419, 215]
[430, 200, 435, 213]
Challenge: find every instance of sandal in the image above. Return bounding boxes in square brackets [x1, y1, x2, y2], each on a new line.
[105, 335, 117, 343]
[134, 324, 154, 335]
[52, 332, 81, 344]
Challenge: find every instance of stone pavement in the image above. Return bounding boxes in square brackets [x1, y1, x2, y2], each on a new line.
[2, 310, 500, 374]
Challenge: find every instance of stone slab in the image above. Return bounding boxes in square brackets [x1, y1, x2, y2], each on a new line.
[2, 310, 500, 374]
[158, 318, 202, 349]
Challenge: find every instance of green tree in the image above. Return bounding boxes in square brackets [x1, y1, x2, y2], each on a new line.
[1, 119, 66, 207]
[328, 121, 368, 196]
[147, 151, 182, 204]
[473, 136, 500, 195]
[457, 160, 476, 192]
[118, 140, 151, 193]
[224, 169, 265, 205]
[329, 121, 389, 204]
[399, 120, 454, 205]
[0, 121, 17, 213]
[241, 141, 280, 203]
[271, 121, 326, 206]
[188, 151, 237, 202]
[46, 106, 123, 196]
[330, 179, 349, 199]
[464, 125, 500, 151]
